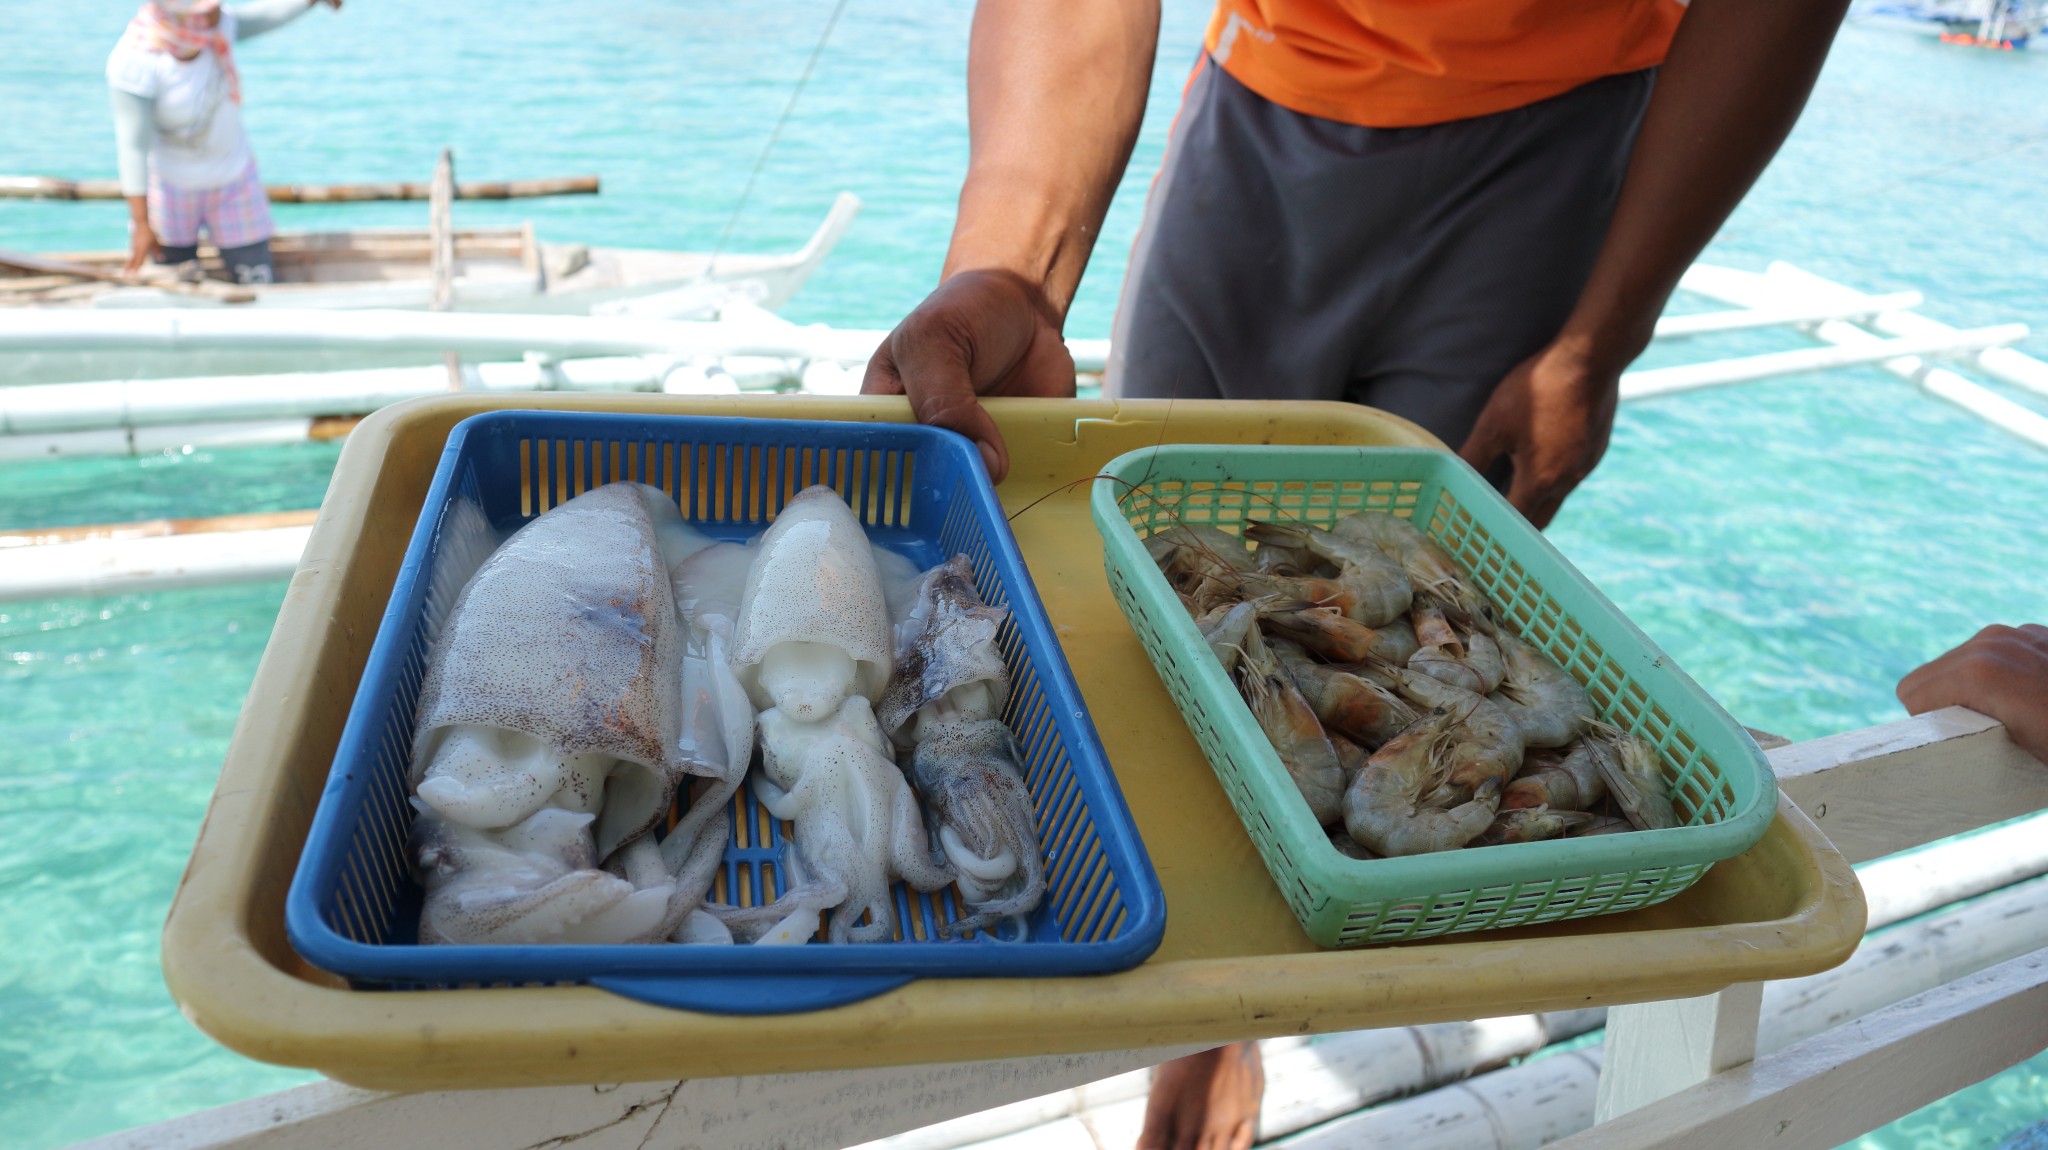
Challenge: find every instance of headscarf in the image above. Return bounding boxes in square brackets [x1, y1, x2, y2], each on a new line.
[122, 0, 239, 103]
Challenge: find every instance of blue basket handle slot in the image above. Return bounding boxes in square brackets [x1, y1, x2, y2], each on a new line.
[589, 972, 917, 1014]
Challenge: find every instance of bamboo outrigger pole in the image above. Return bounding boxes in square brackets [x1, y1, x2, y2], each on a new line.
[0, 174, 600, 202]
[0, 246, 253, 302]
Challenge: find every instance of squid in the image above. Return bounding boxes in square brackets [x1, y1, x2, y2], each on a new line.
[699, 486, 955, 943]
[877, 555, 1011, 744]
[410, 803, 673, 945]
[731, 484, 894, 723]
[409, 482, 696, 863]
[880, 556, 1045, 935]
[746, 702, 955, 943]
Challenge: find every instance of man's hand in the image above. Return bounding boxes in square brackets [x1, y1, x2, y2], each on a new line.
[862, 269, 1077, 483]
[124, 214, 158, 275]
[1898, 624, 2048, 764]
[1138, 1042, 1263, 1150]
[1485, 0, 1849, 525]
[1457, 338, 1619, 528]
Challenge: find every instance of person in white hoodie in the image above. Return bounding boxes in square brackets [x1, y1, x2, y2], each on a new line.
[106, 0, 339, 284]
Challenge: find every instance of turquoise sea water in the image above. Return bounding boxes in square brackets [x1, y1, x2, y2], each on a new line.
[2, 3, 2046, 1147]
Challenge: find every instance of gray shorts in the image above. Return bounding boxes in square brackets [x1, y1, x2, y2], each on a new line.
[1105, 60, 1655, 453]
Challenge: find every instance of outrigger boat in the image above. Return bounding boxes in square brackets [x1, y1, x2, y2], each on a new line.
[0, 192, 859, 316]
[0, 192, 860, 383]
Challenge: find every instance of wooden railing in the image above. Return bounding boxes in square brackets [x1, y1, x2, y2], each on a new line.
[74, 706, 2048, 1150]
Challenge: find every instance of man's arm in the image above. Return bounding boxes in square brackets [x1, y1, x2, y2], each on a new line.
[862, 0, 1159, 481]
[232, 0, 337, 42]
[1460, 0, 1852, 527]
[110, 88, 158, 274]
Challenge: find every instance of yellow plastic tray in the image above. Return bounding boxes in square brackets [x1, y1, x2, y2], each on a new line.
[163, 394, 1865, 1091]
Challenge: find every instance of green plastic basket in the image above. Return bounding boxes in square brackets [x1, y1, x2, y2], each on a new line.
[1091, 445, 1778, 947]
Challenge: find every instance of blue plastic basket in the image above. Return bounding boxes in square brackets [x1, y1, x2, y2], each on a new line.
[286, 411, 1164, 1013]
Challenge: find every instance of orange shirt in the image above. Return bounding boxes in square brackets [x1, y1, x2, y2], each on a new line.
[1204, 0, 1686, 128]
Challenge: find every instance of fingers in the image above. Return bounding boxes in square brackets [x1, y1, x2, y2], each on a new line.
[859, 347, 906, 396]
[890, 327, 1010, 481]
[1508, 468, 1569, 531]
[1456, 401, 1512, 478]
[1895, 649, 1961, 715]
[862, 326, 1008, 478]
[1896, 624, 2011, 714]
[1898, 623, 2048, 716]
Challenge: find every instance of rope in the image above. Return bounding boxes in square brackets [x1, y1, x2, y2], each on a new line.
[709, 0, 854, 270]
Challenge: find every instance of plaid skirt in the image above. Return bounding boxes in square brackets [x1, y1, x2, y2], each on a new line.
[148, 160, 273, 249]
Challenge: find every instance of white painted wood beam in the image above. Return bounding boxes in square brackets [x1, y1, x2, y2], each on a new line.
[1771, 706, 2048, 865]
[1593, 983, 1763, 1122]
[1548, 947, 2048, 1150]
[67, 1047, 1202, 1150]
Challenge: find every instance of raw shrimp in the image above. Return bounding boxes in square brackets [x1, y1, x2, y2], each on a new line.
[1410, 629, 1505, 694]
[1260, 602, 1396, 664]
[1488, 631, 1595, 749]
[1474, 806, 1594, 847]
[1243, 520, 1412, 626]
[1327, 828, 1380, 861]
[1502, 742, 1608, 811]
[1278, 650, 1420, 749]
[877, 555, 1011, 743]
[1369, 614, 1422, 665]
[1146, 521, 1258, 588]
[1342, 712, 1502, 856]
[1411, 601, 1462, 653]
[1256, 534, 1324, 577]
[1576, 815, 1634, 837]
[1198, 599, 1260, 674]
[1387, 669, 1526, 805]
[910, 712, 1047, 938]
[1328, 511, 1495, 635]
[1588, 725, 1683, 830]
[1328, 731, 1368, 792]
[1234, 629, 1346, 825]
[1242, 571, 1375, 618]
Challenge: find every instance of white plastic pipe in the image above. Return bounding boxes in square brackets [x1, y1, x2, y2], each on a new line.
[1761, 261, 2048, 401]
[1674, 261, 2048, 450]
[1807, 319, 2048, 451]
[1278, 1049, 1606, 1150]
[1858, 812, 2048, 928]
[0, 358, 673, 435]
[0, 526, 310, 601]
[0, 419, 317, 461]
[0, 308, 845, 360]
[1762, 874, 2048, 1051]
[1618, 323, 2030, 400]
[1651, 291, 1923, 338]
[857, 1015, 1603, 1150]
[0, 309, 1115, 376]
